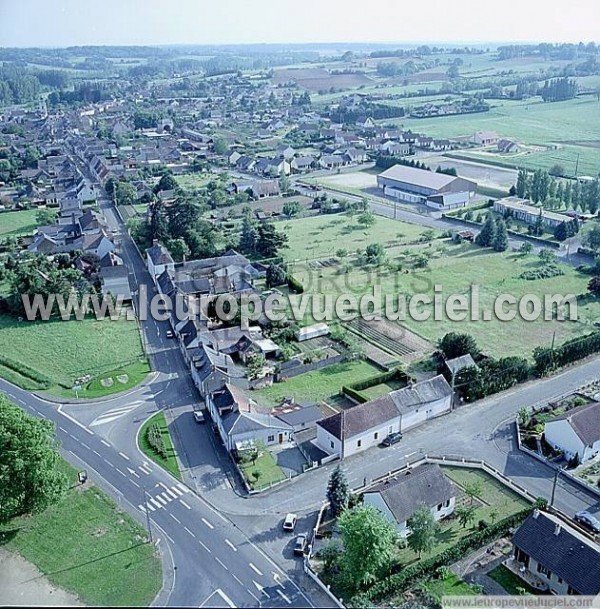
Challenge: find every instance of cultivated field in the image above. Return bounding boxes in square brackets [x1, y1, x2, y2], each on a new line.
[272, 67, 374, 91]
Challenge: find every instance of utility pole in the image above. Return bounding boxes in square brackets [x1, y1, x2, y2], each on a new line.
[550, 467, 561, 507]
[574, 153, 580, 179]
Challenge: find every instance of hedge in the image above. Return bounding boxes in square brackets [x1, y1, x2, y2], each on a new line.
[0, 355, 51, 388]
[341, 367, 411, 403]
[286, 274, 304, 294]
[351, 507, 532, 605]
[534, 331, 600, 375]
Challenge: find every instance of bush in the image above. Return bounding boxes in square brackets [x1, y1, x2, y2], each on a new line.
[0, 355, 51, 388]
[286, 274, 304, 294]
[146, 423, 167, 459]
[520, 264, 564, 280]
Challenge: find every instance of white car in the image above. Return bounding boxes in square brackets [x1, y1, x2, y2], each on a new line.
[192, 410, 206, 424]
[283, 513, 298, 532]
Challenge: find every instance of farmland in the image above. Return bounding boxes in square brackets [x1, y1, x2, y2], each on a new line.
[0, 209, 38, 237]
[281, 214, 600, 359]
[272, 67, 374, 91]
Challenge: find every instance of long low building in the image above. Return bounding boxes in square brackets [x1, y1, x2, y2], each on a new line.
[377, 164, 477, 209]
[493, 196, 573, 229]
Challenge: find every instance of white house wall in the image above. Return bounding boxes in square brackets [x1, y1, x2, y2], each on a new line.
[343, 420, 400, 458]
[544, 420, 586, 461]
[400, 396, 451, 433]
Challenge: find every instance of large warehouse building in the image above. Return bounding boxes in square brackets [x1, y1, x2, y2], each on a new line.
[377, 164, 477, 209]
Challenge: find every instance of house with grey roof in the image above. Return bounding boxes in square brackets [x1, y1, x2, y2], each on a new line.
[544, 401, 600, 463]
[512, 510, 600, 595]
[363, 464, 456, 536]
[146, 239, 175, 278]
[316, 375, 453, 458]
[206, 383, 292, 453]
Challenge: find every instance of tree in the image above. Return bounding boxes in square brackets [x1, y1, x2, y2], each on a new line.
[212, 136, 228, 155]
[516, 169, 527, 198]
[36, 208, 57, 226]
[475, 214, 496, 247]
[456, 505, 476, 528]
[338, 505, 398, 588]
[519, 242, 533, 255]
[246, 353, 266, 380]
[255, 221, 288, 258]
[114, 181, 136, 206]
[407, 506, 438, 558]
[239, 213, 258, 255]
[168, 238, 190, 262]
[554, 221, 569, 242]
[266, 263, 286, 288]
[492, 217, 508, 251]
[318, 540, 342, 575]
[364, 243, 385, 265]
[464, 480, 483, 505]
[326, 465, 350, 517]
[0, 394, 68, 524]
[278, 170, 291, 195]
[549, 164, 565, 178]
[584, 225, 600, 251]
[282, 201, 301, 217]
[357, 211, 376, 228]
[588, 276, 600, 297]
[438, 332, 480, 360]
[154, 173, 178, 194]
[167, 198, 201, 240]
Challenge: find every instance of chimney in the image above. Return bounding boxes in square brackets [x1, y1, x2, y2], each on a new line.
[554, 524, 562, 536]
[152, 239, 158, 247]
[532, 509, 540, 519]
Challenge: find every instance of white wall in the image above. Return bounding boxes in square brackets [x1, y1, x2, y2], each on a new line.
[400, 395, 451, 433]
[316, 425, 342, 457]
[343, 419, 400, 458]
[544, 420, 586, 461]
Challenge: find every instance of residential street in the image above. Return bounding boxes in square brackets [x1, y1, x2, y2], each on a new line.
[2, 152, 597, 607]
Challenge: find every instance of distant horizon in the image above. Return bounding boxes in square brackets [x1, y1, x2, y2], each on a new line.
[1, 0, 598, 48]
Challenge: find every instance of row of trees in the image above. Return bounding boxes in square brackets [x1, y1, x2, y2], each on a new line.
[475, 214, 508, 251]
[539, 77, 578, 102]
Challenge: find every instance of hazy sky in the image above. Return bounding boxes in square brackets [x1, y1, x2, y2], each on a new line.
[0, 0, 598, 47]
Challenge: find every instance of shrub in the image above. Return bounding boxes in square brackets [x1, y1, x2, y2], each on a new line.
[286, 274, 304, 294]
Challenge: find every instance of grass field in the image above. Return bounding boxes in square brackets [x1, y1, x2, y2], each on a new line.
[283, 216, 600, 358]
[421, 572, 478, 599]
[138, 411, 181, 479]
[254, 359, 381, 406]
[280, 213, 434, 262]
[174, 173, 212, 191]
[0, 459, 161, 606]
[0, 315, 148, 395]
[239, 449, 286, 490]
[0, 209, 38, 237]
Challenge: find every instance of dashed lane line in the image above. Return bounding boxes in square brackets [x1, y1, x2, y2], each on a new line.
[170, 514, 181, 524]
[184, 526, 196, 538]
[225, 539, 237, 552]
[199, 540, 212, 554]
[249, 563, 263, 576]
[180, 499, 191, 510]
[201, 517, 214, 529]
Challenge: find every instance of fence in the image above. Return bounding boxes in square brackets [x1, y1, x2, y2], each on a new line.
[275, 354, 343, 381]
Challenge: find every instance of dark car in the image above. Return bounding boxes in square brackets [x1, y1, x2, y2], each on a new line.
[380, 432, 403, 447]
[294, 533, 307, 556]
[574, 510, 600, 533]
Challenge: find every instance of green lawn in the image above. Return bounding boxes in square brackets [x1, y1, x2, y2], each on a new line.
[255, 360, 381, 406]
[0, 315, 148, 395]
[0, 209, 38, 237]
[422, 572, 479, 599]
[290, 236, 600, 358]
[488, 564, 538, 595]
[239, 449, 286, 490]
[138, 411, 181, 479]
[0, 460, 161, 606]
[280, 213, 435, 262]
[174, 173, 212, 191]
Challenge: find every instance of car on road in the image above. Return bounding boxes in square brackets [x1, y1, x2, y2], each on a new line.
[380, 432, 403, 447]
[165, 329, 174, 339]
[192, 410, 206, 424]
[294, 533, 307, 556]
[283, 513, 297, 532]
[574, 510, 600, 533]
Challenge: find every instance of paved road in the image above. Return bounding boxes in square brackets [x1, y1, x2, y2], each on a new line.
[3, 151, 598, 607]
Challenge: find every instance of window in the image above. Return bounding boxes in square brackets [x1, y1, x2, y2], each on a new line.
[330, 440, 334, 449]
[537, 563, 551, 578]
[437, 503, 443, 511]
[357, 439, 362, 448]
[374, 432, 379, 440]
[388, 426, 393, 434]
[557, 577, 563, 584]
[444, 499, 451, 507]
[267, 435, 275, 443]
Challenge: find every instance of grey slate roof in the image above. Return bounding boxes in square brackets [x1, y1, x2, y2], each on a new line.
[445, 354, 477, 376]
[512, 511, 600, 594]
[389, 375, 452, 415]
[379, 164, 465, 191]
[548, 401, 600, 446]
[147, 241, 174, 266]
[365, 463, 456, 525]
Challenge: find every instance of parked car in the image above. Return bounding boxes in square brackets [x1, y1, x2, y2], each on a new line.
[192, 410, 206, 424]
[283, 513, 297, 532]
[574, 510, 600, 533]
[294, 533, 307, 556]
[380, 432, 403, 447]
[165, 329, 174, 339]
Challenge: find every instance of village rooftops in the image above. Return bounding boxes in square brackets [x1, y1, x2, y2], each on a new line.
[547, 401, 600, 446]
[389, 375, 453, 415]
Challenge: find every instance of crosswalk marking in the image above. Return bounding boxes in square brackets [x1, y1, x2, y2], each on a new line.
[90, 402, 143, 427]
[138, 504, 147, 513]
[139, 464, 152, 475]
[176, 483, 189, 493]
[170, 485, 184, 496]
[155, 494, 168, 506]
[159, 492, 172, 503]
[149, 497, 162, 509]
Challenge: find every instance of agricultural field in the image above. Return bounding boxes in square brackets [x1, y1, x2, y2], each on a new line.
[0, 315, 148, 395]
[282, 214, 600, 358]
[272, 67, 375, 91]
[0, 209, 38, 237]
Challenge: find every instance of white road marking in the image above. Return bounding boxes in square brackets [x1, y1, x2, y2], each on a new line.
[100, 439, 111, 447]
[170, 514, 181, 524]
[138, 464, 152, 475]
[127, 467, 140, 478]
[103, 458, 114, 467]
[215, 557, 228, 570]
[90, 402, 143, 427]
[138, 504, 147, 513]
[154, 494, 167, 506]
[184, 526, 196, 538]
[159, 483, 177, 499]
[232, 574, 244, 586]
[115, 468, 127, 477]
[225, 539, 237, 552]
[118, 452, 130, 461]
[80, 442, 90, 450]
[199, 540, 212, 553]
[159, 492, 172, 503]
[249, 563, 263, 576]
[149, 497, 162, 509]
[277, 589, 292, 604]
[170, 485, 184, 496]
[180, 499, 191, 510]
[93, 450, 101, 456]
[59, 426, 68, 433]
[176, 483, 189, 493]
[57, 405, 94, 435]
[201, 517, 214, 529]
[214, 589, 235, 609]
[130, 480, 140, 488]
